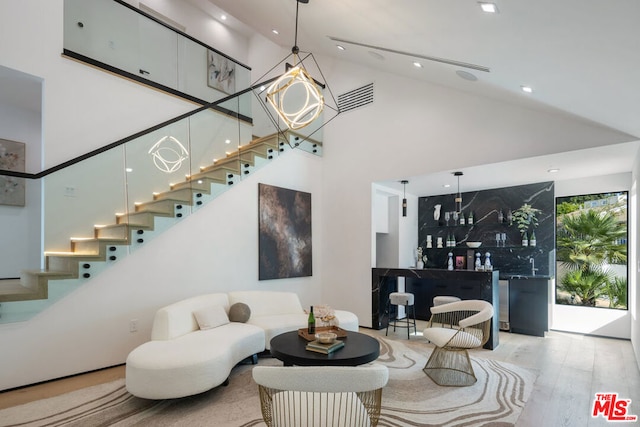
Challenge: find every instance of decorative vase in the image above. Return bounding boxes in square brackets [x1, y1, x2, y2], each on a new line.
[417, 260, 424, 269]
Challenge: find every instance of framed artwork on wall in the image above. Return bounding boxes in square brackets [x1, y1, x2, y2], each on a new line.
[0, 139, 25, 207]
[258, 183, 312, 280]
[207, 50, 235, 94]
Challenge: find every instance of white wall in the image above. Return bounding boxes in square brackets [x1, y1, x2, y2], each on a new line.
[0, 149, 324, 390]
[632, 153, 640, 371]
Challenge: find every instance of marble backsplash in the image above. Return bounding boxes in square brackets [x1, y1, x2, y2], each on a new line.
[417, 181, 555, 277]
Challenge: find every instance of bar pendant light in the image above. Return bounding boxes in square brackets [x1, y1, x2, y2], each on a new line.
[454, 171, 463, 213]
[401, 180, 409, 217]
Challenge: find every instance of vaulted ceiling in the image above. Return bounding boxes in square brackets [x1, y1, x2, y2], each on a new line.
[200, 0, 640, 194]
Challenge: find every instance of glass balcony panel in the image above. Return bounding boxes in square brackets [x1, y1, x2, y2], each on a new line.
[64, 0, 139, 75]
[64, 0, 251, 110]
[43, 147, 127, 254]
[138, 15, 178, 89]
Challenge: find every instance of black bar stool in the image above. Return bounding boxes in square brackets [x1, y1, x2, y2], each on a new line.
[385, 292, 417, 339]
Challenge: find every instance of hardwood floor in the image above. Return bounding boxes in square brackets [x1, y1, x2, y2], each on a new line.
[382, 322, 640, 426]
[0, 365, 125, 410]
[1, 323, 639, 427]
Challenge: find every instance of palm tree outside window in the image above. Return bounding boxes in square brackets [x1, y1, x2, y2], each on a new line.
[555, 192, 628, 310]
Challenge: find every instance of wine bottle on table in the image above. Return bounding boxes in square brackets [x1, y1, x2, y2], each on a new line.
[308, 306, 315, 334]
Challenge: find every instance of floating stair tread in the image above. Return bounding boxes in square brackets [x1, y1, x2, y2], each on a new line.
[250, 134, 281, 148]
[0, 286, 44, 302]
[45, 252, 106, 261]
[70, 237, 128, 245]
[189, 169, 233, 182]
[238, 143, 271, 156]
[21, 269, 77, 280]
[96, 222, 153, 230]
[135, 198, 190, 213]
[230, 151, 256, 165]
[200, 159, 241, 173]
[173, 176, 225, 190]
[155, 187, 209, 201]
[116, 211, 169, 225]
[0, 280, 26, 296]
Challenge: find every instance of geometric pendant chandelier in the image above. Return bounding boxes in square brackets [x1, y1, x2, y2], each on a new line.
[265, 63, 324, 130]
[254, 0, 339, 143]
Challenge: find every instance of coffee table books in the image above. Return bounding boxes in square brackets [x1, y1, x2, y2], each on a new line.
[305, 339, 345, 354]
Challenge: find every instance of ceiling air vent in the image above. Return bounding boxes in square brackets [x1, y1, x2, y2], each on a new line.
[337, 82, 374, 113]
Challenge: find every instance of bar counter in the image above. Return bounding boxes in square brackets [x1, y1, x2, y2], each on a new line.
[372, 268, 499, 349]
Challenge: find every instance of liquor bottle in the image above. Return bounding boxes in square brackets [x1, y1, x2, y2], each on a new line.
[522, 232, 528, 247]
[530, 230, 537, 247]
[459, 213, 465, 226]
[475, 252, 482, 270]
[308, 306, 315, 334]
[447, 252, 454, 270]
[468, 211, 474, 225]
[498, 210, 504, 223]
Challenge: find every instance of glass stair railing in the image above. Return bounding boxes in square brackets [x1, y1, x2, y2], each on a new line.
[0, 90, 323, 324]
[0, 0, 328, 324]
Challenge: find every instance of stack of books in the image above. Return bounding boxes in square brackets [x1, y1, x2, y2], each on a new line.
[305, 339, 345, 354]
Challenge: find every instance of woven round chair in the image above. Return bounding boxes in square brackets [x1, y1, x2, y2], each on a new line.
[422, 300, 494, 387]
[252, 364, 389, 427]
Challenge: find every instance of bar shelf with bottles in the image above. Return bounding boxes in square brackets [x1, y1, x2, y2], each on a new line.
[420, 207, 545, 273]
[418, 181, 554, 278]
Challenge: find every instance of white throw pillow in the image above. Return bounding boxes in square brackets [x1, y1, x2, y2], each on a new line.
[193, 305, 229, 330]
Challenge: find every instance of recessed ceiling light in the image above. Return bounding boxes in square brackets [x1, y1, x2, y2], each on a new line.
[271, 29, 279, 35]
[413, 61, 423, 68]
[125, 168, 133, 173]
[521, 85, 533, 93]
[220, 14, 227, 20]
[336, 45, 345, 51]
[479, 2, 498, 13]
[225, 139, 231, 144]
[547, 168, 560, 173]
[443, 184, 451, 188]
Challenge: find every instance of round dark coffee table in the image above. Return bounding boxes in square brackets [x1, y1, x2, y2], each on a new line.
[269, 330, 380, 366]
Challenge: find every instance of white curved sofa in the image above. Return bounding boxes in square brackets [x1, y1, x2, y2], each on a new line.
[228, 291, 359, 349]
[125, 291, 359, 399]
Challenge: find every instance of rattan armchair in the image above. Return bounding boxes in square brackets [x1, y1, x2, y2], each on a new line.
[422, 299, 494, 386]
[252, 364, 389, 427]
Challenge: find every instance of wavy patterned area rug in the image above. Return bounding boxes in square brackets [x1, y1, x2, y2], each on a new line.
[0, 336, 537, 427]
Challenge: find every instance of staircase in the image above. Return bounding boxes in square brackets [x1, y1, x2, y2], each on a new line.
[0, 131, 321, 312]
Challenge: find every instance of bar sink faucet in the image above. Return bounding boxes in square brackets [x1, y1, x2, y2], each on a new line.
[529, 257, 538, 276]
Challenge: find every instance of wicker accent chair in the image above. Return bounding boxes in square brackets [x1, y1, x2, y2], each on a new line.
[252, 364, 389, 427]
[422, 300, 494, 387]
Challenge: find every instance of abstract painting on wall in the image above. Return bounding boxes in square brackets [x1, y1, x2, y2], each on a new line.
[207, 50, 235, 94]
[259, 183, 312, 280]
[0, 139, 25, 206]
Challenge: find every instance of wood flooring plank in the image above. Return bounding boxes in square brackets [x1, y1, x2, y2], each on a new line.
[0, 325, 638, 427]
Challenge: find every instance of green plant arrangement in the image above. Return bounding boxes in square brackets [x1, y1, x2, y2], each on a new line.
[512, 203, 541, 234]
